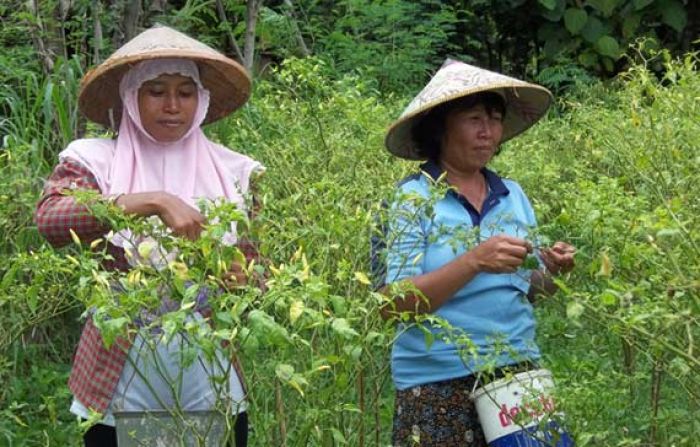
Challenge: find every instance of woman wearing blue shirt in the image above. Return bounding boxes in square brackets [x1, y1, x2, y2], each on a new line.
[380, 59, 576, 446]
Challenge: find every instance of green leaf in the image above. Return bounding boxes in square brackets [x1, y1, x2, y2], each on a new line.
[1, 263, 18, 290]
[540, 0, 566, 21]
[633, 0, 655, 10]
[543, 38, 565, 58]
[354, 271, 371, 285]
[420, 325, 435, 350]
[331, 428, 347, 444]
[275, 363, 308, 396]
[622, 14, 642, 39]
[602, 57, 615, 72]
[656, 228, 681, 239]
[587, 0, 620, 17]
[595, 35, 621, 59]
[566, 301, 585, 320]
[599, 290, 618, 306]
[661, 0, 687, 32]
[564, 8, 588, 34]
[539, 0, 557, 10]
[522, 254, 540, 270]
[216, 312, 233, 324]
[275, 363, 295, 381]
[331, 318, 359, 339]
[289, 299, 304, 323]
[581, 16, 606, 43]
[330, 295, 347, 316]
[538, 23, 569, 42]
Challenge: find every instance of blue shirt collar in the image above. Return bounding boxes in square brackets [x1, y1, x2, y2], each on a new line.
[419, 159, 510, 197]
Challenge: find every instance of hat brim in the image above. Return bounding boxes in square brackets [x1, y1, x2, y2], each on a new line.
[79, 50, 251, 129]
[385, 83, 553, 160]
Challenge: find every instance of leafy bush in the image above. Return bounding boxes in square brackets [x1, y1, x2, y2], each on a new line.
[1, 50, 698, 446]
[305, 0, 458, 93]
[496, 49, 699, 445]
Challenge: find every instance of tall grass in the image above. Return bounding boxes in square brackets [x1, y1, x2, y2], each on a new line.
[0, 56, 84, 176]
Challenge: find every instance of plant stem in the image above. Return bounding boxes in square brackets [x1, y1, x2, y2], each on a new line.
[275, 379, 288, 447]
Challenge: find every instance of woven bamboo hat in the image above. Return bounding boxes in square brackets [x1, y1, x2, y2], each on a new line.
[385, 59, 553, 160]
[79, 24, 251, 129]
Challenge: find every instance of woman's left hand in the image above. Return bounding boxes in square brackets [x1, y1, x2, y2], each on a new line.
[222, 262, 247, 289]
[539, 242, 576, 275]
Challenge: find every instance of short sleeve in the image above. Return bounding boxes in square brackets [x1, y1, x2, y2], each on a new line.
[35, 157, 108, 248]
[384, 188, 429, 284]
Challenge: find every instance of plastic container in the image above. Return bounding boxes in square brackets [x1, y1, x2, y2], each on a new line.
[472, 369, 574, 447]
[114, 410, 227, 447]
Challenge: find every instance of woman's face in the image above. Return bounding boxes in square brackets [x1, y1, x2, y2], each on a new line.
[138, 74, 198, 142]
[440, 103, 503, 172]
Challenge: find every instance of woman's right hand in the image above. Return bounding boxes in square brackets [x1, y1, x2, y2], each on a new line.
[115, 191, 205, 240]
[382, 234, 533, 318]
[468, 235, 532, 273]
[155, 193, 205, 240]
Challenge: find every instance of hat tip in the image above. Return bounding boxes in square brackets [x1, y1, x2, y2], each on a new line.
[440, 58, 462, 69]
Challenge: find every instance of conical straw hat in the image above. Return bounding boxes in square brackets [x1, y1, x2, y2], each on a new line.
[79, 24, 251, 129]
[385, 59, 553, 160]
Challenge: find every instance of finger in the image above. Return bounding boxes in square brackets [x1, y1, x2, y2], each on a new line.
[503, 254, 527, 270]
[188, 225, 201, 241]
[229, 263, 245, 274]
[544, 250, 575, 273]
[551, 242, 576, 254]
[550, 251, 575, 265]
[539, 251, 559, 270]
[224, 273, 247, 288]
[193, 223, 203, 239]
[502, 244, 530, 259]
[552, 246, 575, 256]
[495, 235, 530, 247]
[192, 211, 206, 226]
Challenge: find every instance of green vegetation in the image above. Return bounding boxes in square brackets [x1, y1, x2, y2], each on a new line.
[2, 50, 698, 445]
[0, 1, 698, 446]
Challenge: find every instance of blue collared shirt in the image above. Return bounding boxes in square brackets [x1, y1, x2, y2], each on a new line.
[385, 160, 541, 390]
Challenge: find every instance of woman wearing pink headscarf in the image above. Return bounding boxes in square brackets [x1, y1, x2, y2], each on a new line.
[35, 26, 261, 446]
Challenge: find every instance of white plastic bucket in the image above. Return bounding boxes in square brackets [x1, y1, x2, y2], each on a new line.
[472, 369, 574, 447]
[114, 410, 227, 447]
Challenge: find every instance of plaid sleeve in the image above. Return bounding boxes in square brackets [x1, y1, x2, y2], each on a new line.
[35, 158, 109, 248]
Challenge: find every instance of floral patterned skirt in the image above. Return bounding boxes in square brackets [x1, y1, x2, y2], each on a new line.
[392, 375, 487, 447]
[392, 362, 537, 447]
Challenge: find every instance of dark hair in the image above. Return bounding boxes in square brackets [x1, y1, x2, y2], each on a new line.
[412, 91, 506, 161]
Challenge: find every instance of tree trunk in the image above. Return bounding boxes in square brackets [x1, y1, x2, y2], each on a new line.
[215, 0, 245, 63]
[123, 0, 143, 42]
[92, 0, 103, 63]
[55, 0, 71, 59]
[148, 0, 167, 13]
[243, 0, 262, 71]
[26, 0, 54, 74]
[282, 0, 310, 57]
[649, 358, 664, 446]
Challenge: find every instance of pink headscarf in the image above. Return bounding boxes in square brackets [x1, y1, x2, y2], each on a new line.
[60, 59, 262, 263]
[61, 58, 262, 211]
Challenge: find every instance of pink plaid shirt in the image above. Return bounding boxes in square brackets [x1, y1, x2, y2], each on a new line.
[36, 157, 257, 413]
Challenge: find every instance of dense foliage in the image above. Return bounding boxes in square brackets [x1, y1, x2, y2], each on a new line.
[1, 46, 698, 445]
[1, 1, 698, 445]
[0, 0, 697, 95]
